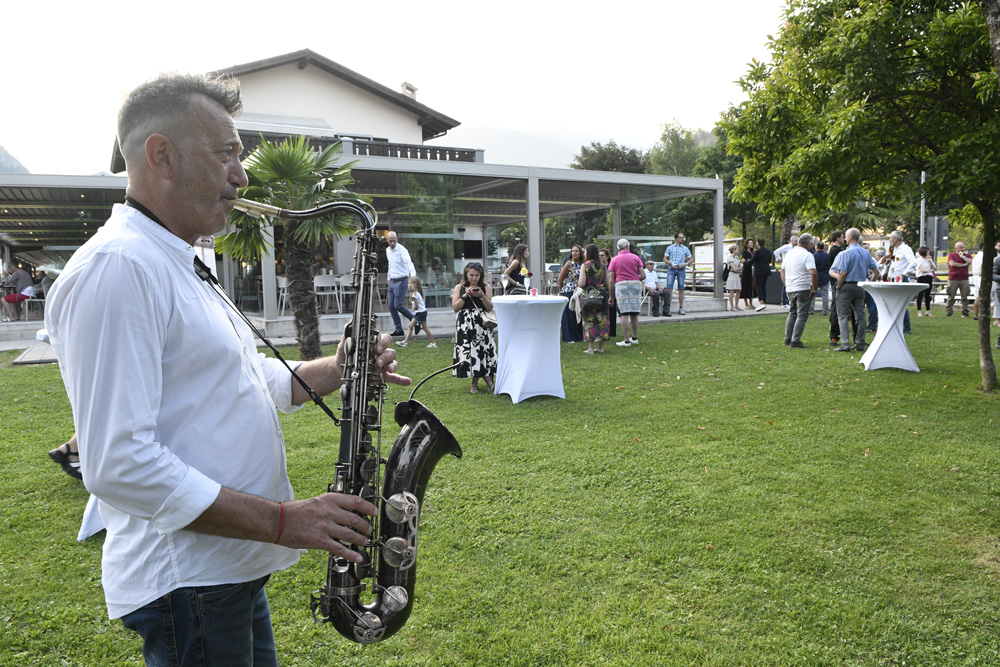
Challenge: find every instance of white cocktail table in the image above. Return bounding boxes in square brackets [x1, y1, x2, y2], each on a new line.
[491, 295, 567, 403]
[859, 281, 928, 372]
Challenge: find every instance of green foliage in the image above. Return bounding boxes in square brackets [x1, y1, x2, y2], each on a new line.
[569, 140, 648, 173]
[648, 121, 703, 177]
[3, 312, 1000, 664]
[216, 135, 360, 262]
[725, 0, 1000, 224]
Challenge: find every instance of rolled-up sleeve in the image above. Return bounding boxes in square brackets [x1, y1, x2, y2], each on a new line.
[259, 355, 304, 413]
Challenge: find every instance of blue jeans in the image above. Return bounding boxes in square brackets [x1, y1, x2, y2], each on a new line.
[665, 268, 686, 291]
[387, 277, 414, 331]
[121, 575, 277, 667]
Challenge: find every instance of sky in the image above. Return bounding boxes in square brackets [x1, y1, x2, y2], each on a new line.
[0, 0, 788, 175]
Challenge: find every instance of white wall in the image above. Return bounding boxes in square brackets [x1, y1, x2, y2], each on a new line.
[237, 64, 425, 144]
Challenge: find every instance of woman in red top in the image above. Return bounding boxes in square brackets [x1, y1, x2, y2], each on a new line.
[607, 239, 646, 347]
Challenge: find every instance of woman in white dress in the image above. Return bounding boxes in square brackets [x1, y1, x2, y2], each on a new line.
[725, 244, 744, 311]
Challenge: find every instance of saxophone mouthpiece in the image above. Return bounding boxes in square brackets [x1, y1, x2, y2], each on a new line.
[232, 198, 289, 220]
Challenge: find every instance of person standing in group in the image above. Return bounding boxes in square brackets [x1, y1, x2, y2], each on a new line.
[827, 230, 848, 345]
[992, 247, 1000, 345]
[608, 238, 646, 346]
[813, 241, 832, 315]
[44, 72, 408, 666]
[971, 242, 984, 320]
[599, 248, 617, 339]
[662, 232, 693, 316]
[557, 245, 584, 342]
[741, 238, 756, 309]
[880, 230, 916, 333]
[780, 234, 817, 348]
[829, 227, 879, 351]
[724, 244, 743, 311]
[773, 235, 799, 309]
[642, 260, 664, 316]
[578, 244, 610, 354]
[945, 241, 974, 317]
[451, 262, 497, 394]
[386, 230, 416, 336]
[398, 276, 436, 348]
[751, 238, 773, 311]
[914, 246, 936, 316]
[502, 243, 530, 295]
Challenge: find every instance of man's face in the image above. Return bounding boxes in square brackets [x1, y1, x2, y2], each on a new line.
[891, 236, 901, 248]
[675, 235, 685, 244]
[387, 232, 398, 249]
[956, 243, 966, 253]
[170, 95, 247, 242]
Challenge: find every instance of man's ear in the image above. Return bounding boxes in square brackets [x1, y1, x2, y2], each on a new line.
[144, 134, 175, 180]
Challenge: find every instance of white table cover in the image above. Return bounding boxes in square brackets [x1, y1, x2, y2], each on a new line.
[492, 295, 567, 403]
[859, 281, 929, 372]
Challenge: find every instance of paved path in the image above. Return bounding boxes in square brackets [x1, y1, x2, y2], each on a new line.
[2, 302, 784, 366]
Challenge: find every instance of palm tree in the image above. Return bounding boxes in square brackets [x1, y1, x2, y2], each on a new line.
[217, 135, 360, 360]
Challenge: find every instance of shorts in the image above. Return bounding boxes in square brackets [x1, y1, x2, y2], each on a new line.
[666, 267, 686, 291]
[414, 310, 428, 324]
[3, 294, 29, 303]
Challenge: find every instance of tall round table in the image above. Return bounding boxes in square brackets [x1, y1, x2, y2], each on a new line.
[859, 281, 928, 372]
[491, 295, 567, 403]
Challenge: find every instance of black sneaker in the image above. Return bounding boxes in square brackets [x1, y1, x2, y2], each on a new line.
[789, 341, 807, 348]
[390, 330, 405, 337]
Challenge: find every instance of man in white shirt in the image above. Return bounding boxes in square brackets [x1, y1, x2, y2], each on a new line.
[971, 242, 984, 319]
[386, 231, 417, 336]
[780, 233, 817, 347]
[45, 73, 408, 665]
[773, 235, 798, 308]
[641, 260, 663, 316]
[880, 230, 915, 333]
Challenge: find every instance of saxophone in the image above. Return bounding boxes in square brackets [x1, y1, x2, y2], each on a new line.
[233, 197, 462, 644]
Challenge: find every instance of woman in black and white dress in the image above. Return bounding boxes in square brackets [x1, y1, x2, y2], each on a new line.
[452, 262, 498, 394]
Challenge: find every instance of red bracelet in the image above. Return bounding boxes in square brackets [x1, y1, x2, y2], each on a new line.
[274, 502, 285, 544]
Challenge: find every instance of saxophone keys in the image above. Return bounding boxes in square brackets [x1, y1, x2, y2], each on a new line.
[354, 612, 385, 644]
[383, 585, 408, 612]
[382, 537, 415, 569]
[384, 492, 418, 524]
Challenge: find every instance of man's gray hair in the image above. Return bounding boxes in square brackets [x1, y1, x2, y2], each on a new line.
[617, 238, 630, 250]
[846, 228, 862, 242]
[890, 230, 903, 241]
[117, 72, 243, 160]
[798, 233, 814, 247]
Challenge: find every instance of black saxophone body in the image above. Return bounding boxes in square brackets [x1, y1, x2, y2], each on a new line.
[235, 196, 461, 644]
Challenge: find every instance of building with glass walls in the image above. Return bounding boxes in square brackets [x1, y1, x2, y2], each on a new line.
[0, 49, 723, 338]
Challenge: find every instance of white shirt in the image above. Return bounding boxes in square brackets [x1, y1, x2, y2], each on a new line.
[412, 291, 427, 313]
[774, 243, 794, 263]
[642, 269, 659, 290]
[972, 250, 984, 286]
[781, 246, 816, 292]
[45, 205, 301, 619]
[888, 242, 917, 279]
[386, 242, 416, 280]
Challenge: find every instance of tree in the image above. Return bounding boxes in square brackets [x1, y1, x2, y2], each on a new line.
[725, 0, 1000, 390]
[218, 136, 358, 360]
[648, 121, 702, 177]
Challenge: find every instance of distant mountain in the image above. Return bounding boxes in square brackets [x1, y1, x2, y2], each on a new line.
[0, 144, 29, 173]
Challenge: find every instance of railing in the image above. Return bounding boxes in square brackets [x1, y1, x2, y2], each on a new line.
[239, 133, 484, 164]
[344, 138, 483, 163]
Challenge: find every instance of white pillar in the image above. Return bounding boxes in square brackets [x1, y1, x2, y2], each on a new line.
[526, 176, 543, 281]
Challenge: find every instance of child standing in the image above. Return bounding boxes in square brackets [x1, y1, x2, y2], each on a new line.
[399, 276, 437, 348]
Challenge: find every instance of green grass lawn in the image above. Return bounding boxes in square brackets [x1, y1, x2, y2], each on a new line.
[2, 310, 999, 666]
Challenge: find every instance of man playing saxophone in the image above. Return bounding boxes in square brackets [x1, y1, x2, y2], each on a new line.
[45, 72, 410, 666]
